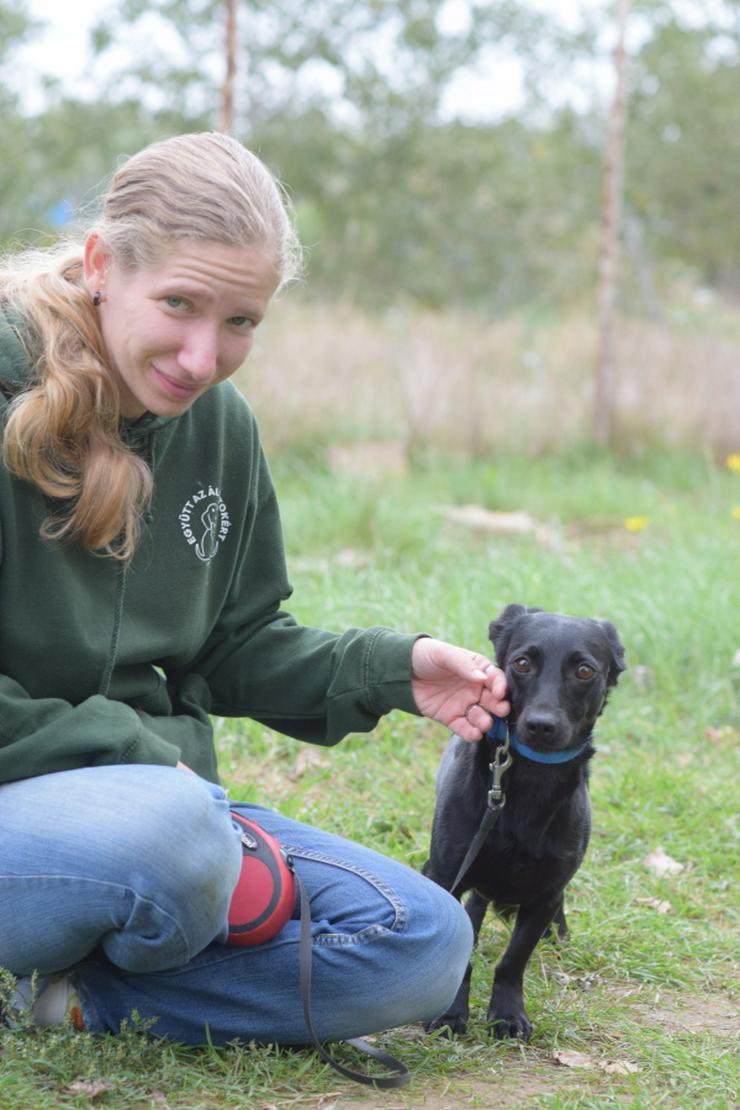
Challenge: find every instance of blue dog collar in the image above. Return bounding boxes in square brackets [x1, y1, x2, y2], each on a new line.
[486, 717, 592, 764]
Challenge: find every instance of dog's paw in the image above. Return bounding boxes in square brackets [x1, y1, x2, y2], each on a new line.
[424, 1012, 468, 1038]
[487, 1010, 532, 1041]
[486, 987, 532, 1041]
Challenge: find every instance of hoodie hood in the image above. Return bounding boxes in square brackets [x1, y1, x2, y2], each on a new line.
[0, 302, 35, 392]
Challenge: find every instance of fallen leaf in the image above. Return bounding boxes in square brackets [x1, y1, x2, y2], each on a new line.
[554, 971, 601, 990]
[704, 725, 738, 743]
[64, 1081, 109, 1100]
[289, 748, 331, 780]
[334, 548, 369, 568]
[553, 1050, 594, 1068]
[635, 896, 672, 914]
[643, 846, 684, 877]
[630, 665, 654, 690]
[600, 1059, 640, 1075]
[440, 504, 556, 545]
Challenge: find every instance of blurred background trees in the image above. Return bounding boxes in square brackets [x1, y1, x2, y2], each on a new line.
[2, 0, 738, 313]
[1, 0, 737, 454]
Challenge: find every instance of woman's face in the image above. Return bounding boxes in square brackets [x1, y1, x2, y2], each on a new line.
[84, 235, 280, 420]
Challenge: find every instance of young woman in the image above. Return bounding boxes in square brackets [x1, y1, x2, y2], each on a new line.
[0, 132, 509, 1046]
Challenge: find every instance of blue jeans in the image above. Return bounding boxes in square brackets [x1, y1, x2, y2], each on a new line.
[0, 765, 472, 1044]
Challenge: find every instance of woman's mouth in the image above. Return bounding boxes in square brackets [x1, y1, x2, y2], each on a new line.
[153, 367, 202, 401]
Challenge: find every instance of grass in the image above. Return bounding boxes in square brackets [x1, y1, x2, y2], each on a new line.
[2, 445, 738, 1108]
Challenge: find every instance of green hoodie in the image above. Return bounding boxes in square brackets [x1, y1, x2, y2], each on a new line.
[0, 305, 421, 785]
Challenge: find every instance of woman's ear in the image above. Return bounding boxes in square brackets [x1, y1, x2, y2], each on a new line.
[83, 233, 112, 295]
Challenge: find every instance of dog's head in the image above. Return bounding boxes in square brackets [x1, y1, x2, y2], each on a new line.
[488, 604, 626, 754]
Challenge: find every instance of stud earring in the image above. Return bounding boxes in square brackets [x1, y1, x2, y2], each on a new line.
[92, 291, 102, 307]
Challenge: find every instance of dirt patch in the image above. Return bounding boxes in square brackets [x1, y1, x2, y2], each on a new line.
[284, 985, 738, 1110]
[294, 1064, 578, 1110]
[631, 986, 738, 1037]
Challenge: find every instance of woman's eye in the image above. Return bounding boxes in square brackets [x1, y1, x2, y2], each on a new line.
[165, 296, 187, 310]
[229, 316, 255, 330]
[512, 657, 531, 674]
[575, 663, 595, 680]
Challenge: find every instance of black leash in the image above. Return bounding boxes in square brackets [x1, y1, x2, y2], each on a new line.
[296, 875, 409, 1088]
[448, 720, 513, 895]
[290, 717, 518, 1087]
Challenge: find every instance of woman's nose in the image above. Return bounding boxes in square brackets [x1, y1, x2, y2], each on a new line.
[178, 326, 219, 379]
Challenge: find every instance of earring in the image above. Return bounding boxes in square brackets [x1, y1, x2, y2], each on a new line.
[92, 291, 102, 307]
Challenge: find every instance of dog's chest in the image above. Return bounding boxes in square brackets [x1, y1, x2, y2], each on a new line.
[467, 791, 589, 907]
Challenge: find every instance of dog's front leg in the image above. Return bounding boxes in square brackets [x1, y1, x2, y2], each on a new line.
[424, 960, 473, 1037]
[487, 893, 563, 1041]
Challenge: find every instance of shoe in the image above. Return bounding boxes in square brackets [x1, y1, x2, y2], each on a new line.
[3, 974, 84, 1030]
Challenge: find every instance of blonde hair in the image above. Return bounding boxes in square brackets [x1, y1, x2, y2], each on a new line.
[1, 132, 302, 559]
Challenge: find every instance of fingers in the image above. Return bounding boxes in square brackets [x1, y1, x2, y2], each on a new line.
[481, 662, 508, 700]
[463, 701, 492, 733]
[460, 658, 511, 740]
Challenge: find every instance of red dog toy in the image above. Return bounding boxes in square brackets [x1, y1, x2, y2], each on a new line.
[227, 812, 296, 946]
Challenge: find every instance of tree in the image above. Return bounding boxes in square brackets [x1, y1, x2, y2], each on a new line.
[89, 0, 553, 130]
[595, 0, 631, 448]
[0, 0, 42, 242]
[625, 2, 740, 295]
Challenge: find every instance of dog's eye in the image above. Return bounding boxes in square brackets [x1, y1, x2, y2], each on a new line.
[512, 657, 531, 674]
[575, 663, 595, 680]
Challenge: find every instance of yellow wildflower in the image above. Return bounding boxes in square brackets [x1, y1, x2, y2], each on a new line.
[624, 516, 649, 532]
[726, 454, 740, 473]
[731, 506, 740, 520]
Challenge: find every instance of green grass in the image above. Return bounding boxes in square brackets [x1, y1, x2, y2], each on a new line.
[2, 447, 738, 1109]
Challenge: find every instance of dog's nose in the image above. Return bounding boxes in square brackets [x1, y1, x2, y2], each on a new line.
[522, 713, 558, 742]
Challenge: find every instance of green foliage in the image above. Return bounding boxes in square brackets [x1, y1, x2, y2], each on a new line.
[1, 1, 738, 308]
[626, 8, 740, 293]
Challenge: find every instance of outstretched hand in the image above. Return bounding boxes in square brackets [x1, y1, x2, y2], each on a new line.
[411, 637, 510, 742]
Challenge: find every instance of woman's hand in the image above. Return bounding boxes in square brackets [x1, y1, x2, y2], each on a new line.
[411, 637, 510, 742]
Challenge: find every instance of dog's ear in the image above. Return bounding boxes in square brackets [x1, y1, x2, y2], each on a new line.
[599, 620, 626, 686]
[488, 604, 539, 665]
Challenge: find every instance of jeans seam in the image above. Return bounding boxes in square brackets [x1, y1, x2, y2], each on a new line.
[284, 844, 409, 943]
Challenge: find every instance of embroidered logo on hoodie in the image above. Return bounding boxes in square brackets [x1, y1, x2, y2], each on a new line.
[178, 486, 232, 562]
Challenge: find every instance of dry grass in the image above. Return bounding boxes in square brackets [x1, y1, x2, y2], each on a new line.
[238, 296, 740, 459]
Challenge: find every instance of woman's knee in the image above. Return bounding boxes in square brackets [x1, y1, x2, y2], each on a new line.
[65, 766, 241, 972]
[0, 766, 241, 975]
[115, 769, 241, 958]
[398, 876, 473, 1022]
[326, 872, 473, 1039]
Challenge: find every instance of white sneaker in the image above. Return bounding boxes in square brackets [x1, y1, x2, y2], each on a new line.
[5, 974, 84, 1030]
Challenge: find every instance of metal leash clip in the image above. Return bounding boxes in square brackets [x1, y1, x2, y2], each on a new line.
[488, 729, 513, 810]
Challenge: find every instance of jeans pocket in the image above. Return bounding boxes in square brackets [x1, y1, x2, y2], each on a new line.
[282, 845, 409, 943]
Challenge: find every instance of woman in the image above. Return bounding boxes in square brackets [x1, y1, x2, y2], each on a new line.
[0, 132, 509, 1046]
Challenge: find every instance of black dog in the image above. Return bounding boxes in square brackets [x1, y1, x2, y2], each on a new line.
[423, 604, 625, 1040]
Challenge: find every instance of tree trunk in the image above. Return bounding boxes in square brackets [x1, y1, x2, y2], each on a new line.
[595, 0, 631, 447]
[220, 0, 237, 132]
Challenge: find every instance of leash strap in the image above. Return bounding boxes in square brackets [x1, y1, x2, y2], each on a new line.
[448, 720, 513, 895]
[296, 875, 409, 1089]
